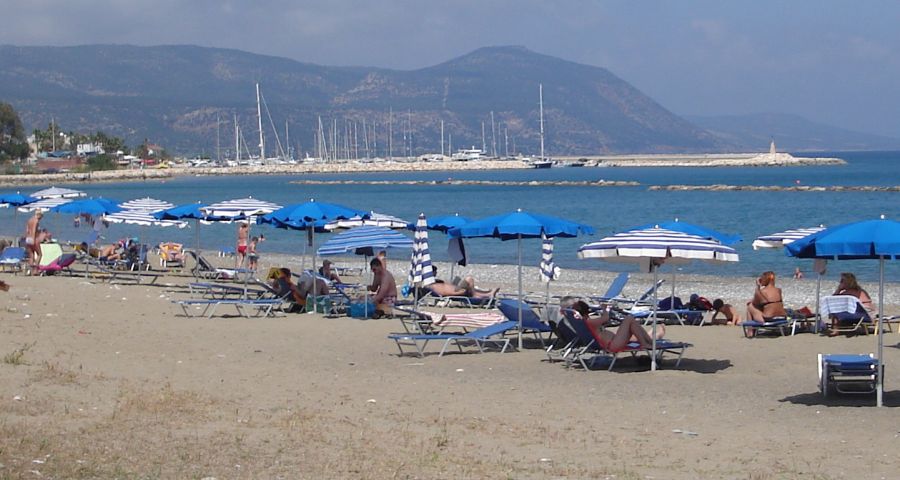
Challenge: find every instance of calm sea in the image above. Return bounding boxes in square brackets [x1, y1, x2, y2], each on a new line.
[3, 150, 898, 282]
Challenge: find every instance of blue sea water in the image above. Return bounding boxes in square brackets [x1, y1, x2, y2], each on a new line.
[2, 150, 898, 283]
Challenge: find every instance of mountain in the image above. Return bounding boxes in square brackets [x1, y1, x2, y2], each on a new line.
[686, 113, 900, 152]
[0, 44, 725, 155]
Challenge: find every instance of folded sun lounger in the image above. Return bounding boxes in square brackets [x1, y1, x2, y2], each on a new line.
[818, 353, 879, 396]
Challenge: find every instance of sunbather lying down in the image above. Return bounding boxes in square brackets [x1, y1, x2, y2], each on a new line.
[428, 275, 498, 298]
[572, 301, 665, 353]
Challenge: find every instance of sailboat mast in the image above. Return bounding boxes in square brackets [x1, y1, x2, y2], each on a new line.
[490, 111, 496, 157]
[440, 120, 445, 157]
[539, 83, 545, 161]
[256, 83, 265, 161]
[285, 121, 290, 161]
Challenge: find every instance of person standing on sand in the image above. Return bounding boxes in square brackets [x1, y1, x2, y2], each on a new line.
[236, 222, 249, 268]
[24, 211, 43, 275]
[247, 235, 263, 271]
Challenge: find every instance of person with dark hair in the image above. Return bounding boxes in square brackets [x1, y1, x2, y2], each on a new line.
[369, 257, 396, 318]
[710, 299, 741, 325]
[571, 300, 664, 352]
[746, 271, 786, 322]
[319, 259, 342, 283]
[0, 280, 9, 292]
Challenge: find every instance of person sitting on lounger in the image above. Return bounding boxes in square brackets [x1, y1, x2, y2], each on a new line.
[271, 268, 307, 312]
[710, 299, 741, 325]
[319, 259, 342, 284]
[369, 257, 396, 319]
[572, 300, 664, 352]
[827, 272, 874, 336]
[746, 271, 787, 322]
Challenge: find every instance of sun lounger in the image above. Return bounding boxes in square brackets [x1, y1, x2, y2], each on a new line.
[38, 253, 78, 276]
[588, 272, 629, 303]
[563, 308, 692, 371]
[387, 320, 517, 358]
[496, 298, 554, 347]
[820, 295, 874, 335]
[0, 247, 26, 273]
[741, 317, 790, 338]
[189, 282, 267, 299]
[173, 298, 286, 318]
[818, 353, 879, 396]
[418, 289, 497, 309]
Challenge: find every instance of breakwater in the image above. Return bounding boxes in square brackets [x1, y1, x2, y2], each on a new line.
[289, 179, 639, 187]
[649, 184, 900, 192]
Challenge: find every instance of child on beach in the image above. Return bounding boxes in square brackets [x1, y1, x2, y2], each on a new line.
[247, 235, 263, 271]
[710, 299, 741, 325]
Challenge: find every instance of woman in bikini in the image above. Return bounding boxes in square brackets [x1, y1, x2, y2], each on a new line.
[571, 301, 664, 352]
[746, 271, 787, 322]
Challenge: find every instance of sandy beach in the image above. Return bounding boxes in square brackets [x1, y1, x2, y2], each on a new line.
[1, 254, 899, 479]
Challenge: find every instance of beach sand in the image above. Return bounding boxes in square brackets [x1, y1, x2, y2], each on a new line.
[1, 255, 899, 479]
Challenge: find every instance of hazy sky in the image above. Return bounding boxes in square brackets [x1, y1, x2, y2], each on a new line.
[2, 0, 898, 137]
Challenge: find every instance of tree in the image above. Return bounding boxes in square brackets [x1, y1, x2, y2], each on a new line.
[0, 102, 28, 161]
[84, 154, 117, 171]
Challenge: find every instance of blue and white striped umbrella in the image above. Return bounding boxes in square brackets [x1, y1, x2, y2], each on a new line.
[324, 211, 409, 231]
[17, 197, 72, 213]
[752, 226, 826, 250]
[30, 186, 86, 199]
[579, 227, 738, 371]
[105, 209, 188, 228]
[578, 227, 739, 263]
[201, 197, 281, 219]
[317, 225, 413, 256]
[539, 232, 560, 283]
[408, 213, 436, 287]
[119, 197, 175, 213]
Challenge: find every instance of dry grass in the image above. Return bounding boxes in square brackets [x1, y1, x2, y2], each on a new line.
[2, 342, 35, 366]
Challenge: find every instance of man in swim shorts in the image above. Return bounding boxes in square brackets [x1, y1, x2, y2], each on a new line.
[24, 211, 43, 275]
[236, 221, 249, 268]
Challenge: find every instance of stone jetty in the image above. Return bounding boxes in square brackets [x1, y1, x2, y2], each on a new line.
[290, 179, 639, 187]
[649, 184, 900, 192]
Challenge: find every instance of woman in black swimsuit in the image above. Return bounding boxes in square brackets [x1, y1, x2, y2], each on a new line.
[746, 271, 787, 322]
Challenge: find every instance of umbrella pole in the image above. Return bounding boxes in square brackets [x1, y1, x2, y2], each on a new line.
[517, 234, 523, 350]
[651, 262, 658, 372]
[311, 229, 317, 313]
[877, 257, 884, 407]
[814, 271, 822, 333]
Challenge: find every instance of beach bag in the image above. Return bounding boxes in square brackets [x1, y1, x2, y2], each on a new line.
[658, 296, 683, 310]
[688, 294, 714, 311]
[349, 301, 377, 319]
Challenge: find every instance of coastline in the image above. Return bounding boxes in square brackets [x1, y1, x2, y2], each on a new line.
[0, 152, 846, 188]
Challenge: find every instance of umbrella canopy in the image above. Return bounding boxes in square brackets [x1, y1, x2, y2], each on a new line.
[49, 198, 122, 216]
[317, 226, 413, 256]
[17, 197, 72, 213]
[425, 213, 473, 232]
[629, 219, 742, 246]
[752, 227, 826, 250]
[449, 209, 594, 348]
[201, 197, 281, 219]
[786, 217, 900, 407]
[259, 199, 366, 229]
[154, 202, 210, 220]
[0, 193, 37, 207]
[324, 211, 409, 231]
[449, 209, 594, 240]
[105, 210, 188, 228]
[408, 213, 436, 288]
[579, 227, 739, 371]
[119, 197, 175, 213]
[578, 227, 739, 263]
[31, 186, 86, 199]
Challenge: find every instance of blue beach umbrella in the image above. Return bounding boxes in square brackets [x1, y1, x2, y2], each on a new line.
[408, 213, 436, 306]
[579, 227, 739, 371]
[629, 219, 742, 246]
[154, 202, 214, 252]
[786, 216, 900, 407]
[0, 193, 37, 207]
[50, 198, 122, 216]
[449, 209, 595, 348]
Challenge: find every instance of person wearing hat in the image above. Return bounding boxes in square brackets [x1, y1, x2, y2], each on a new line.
[319, 259, 342, 284]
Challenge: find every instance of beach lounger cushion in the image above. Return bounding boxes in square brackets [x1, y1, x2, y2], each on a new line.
[818, 353, 879, 396]
[387, 320, 517, 357]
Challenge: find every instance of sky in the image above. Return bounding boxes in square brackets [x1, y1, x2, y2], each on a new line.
[1, 0, 899, 137]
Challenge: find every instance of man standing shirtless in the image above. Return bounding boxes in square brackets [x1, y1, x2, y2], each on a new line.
[236, 221, 249, 268]
[24, 211, 43, 275]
